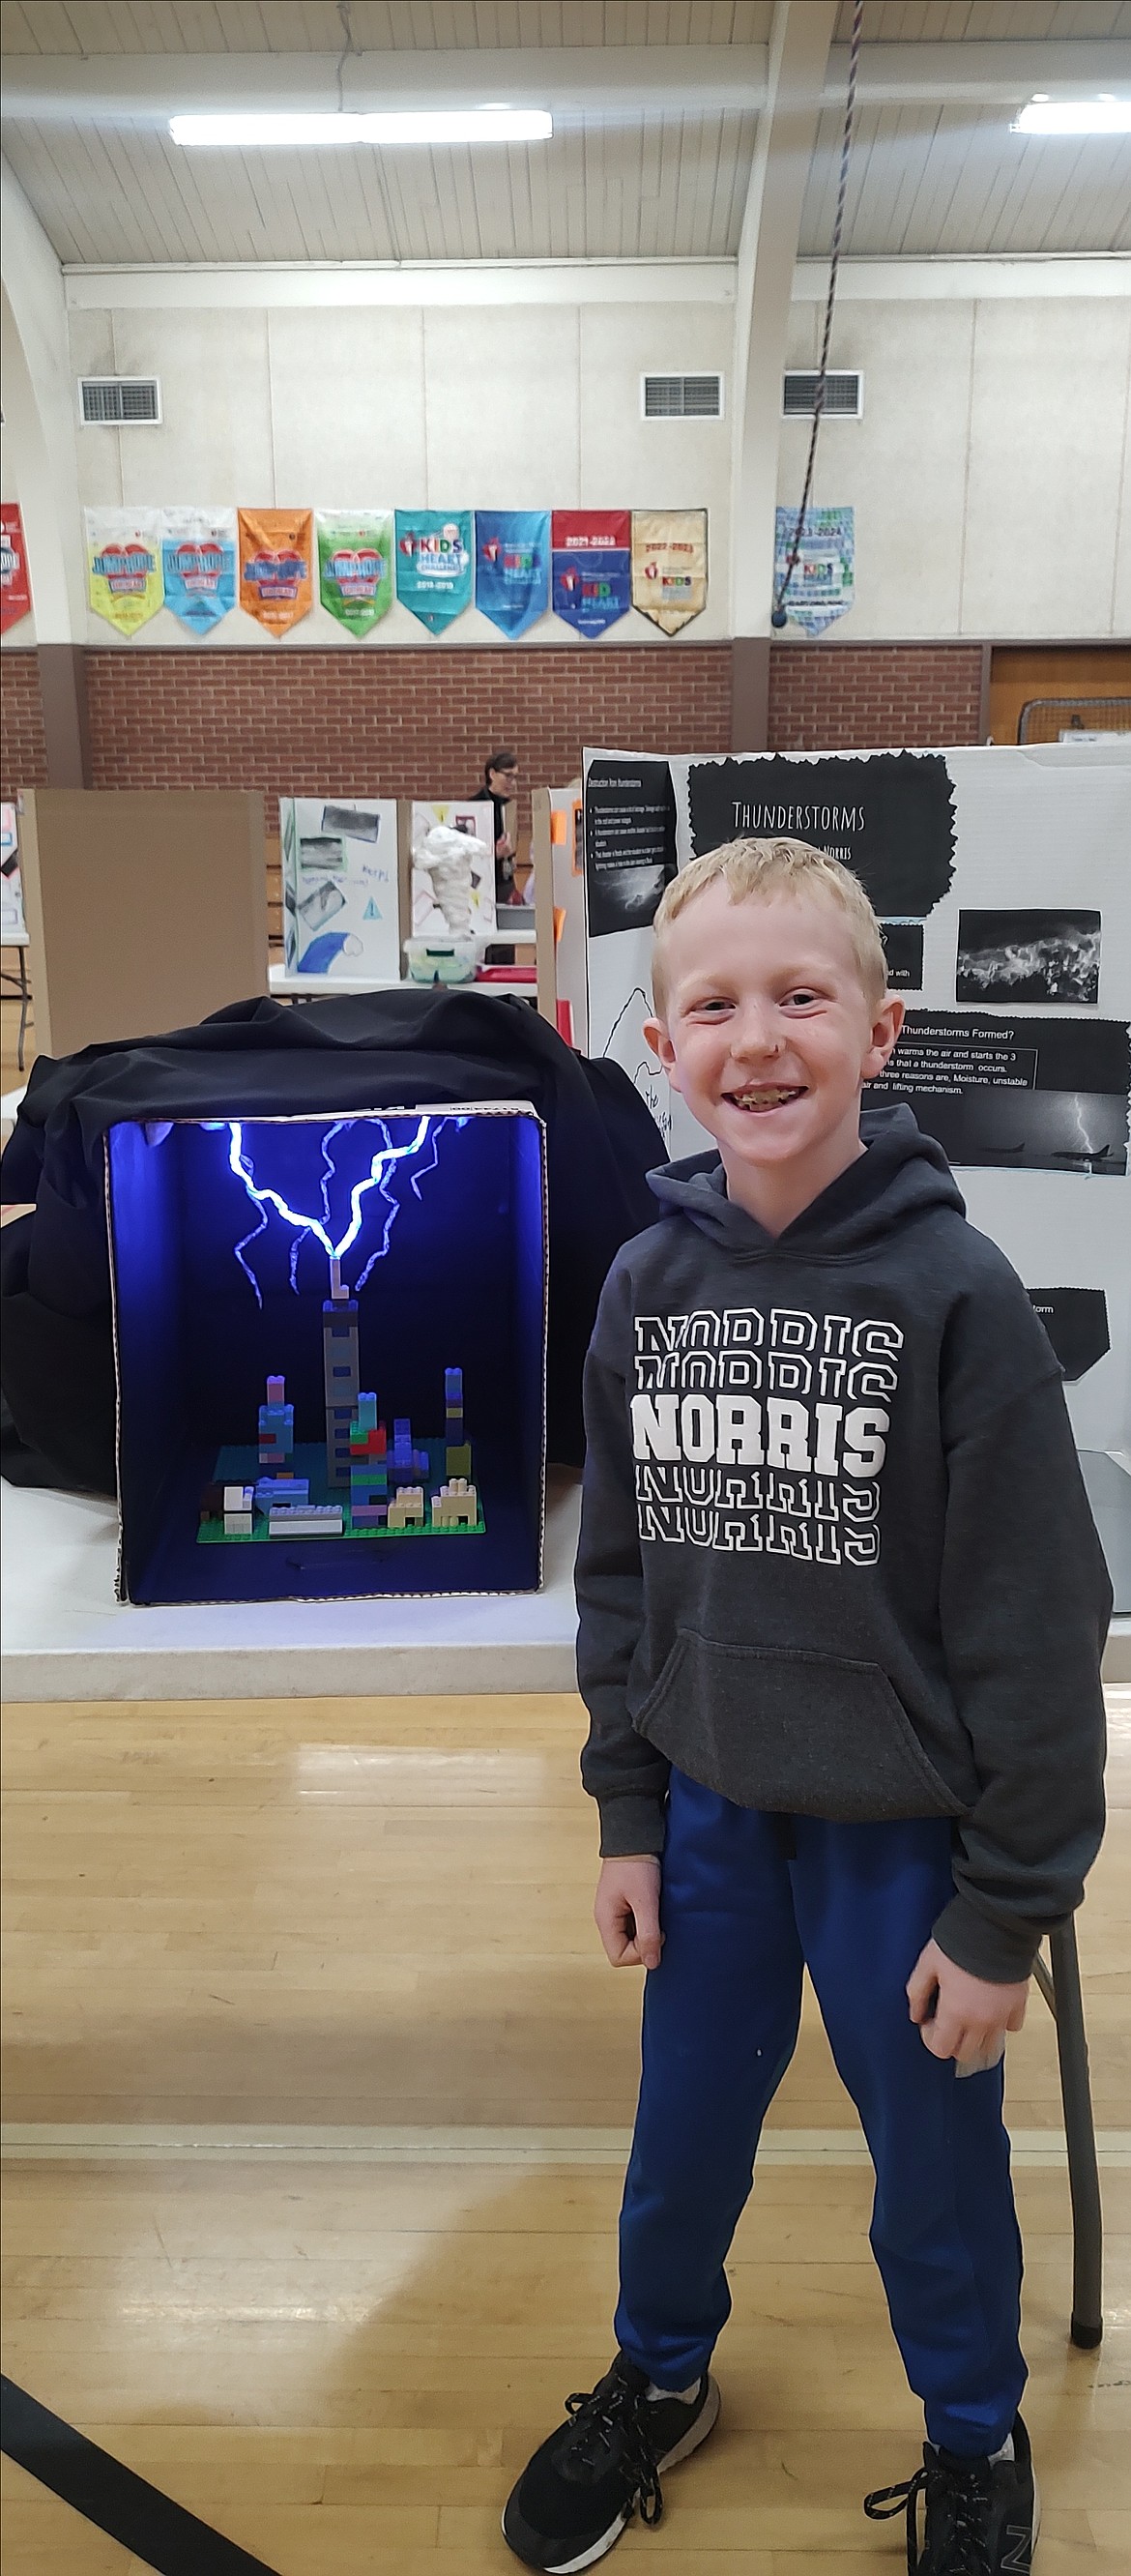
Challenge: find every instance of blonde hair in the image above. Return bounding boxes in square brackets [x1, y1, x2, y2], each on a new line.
[651, 836, 888, 1016]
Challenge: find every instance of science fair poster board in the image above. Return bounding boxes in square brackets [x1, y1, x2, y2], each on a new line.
[530, 783, 585, 1036]
[18, 789, 268, 1056]
[1, 803, 27, 942]
[279, 798, 400, 980]
[579, 743, 1131, 1469]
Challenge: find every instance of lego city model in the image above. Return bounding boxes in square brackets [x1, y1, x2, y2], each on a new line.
[105, 1103, 546, 1605]
[197, 1360, 482, 1544]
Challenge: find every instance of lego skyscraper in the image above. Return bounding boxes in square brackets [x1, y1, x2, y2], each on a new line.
[322, 1283, 361, 1487]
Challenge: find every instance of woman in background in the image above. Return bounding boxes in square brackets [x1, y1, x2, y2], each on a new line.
[478, 747, 522, 907]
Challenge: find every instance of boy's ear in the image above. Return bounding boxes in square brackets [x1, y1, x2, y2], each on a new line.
[643, 1014, 682, 1090]
[862, 992, 905, 1083]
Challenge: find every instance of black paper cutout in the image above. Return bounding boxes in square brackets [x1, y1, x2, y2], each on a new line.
[880, 922, 924, 990]
[686, 751, 956, 920]
[870, 1012, 1130, 1175]
[1028, 1288, 1111, 1381]
[585, 757, 678, 938]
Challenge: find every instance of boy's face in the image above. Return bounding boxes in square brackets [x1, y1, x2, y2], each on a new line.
[644, 882, 904, 1196]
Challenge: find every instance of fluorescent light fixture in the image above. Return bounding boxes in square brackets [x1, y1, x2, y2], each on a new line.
[169, 107, 552, 147]
[1012, 96, 1131, 134]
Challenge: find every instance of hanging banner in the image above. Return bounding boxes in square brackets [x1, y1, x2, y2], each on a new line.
[0, 504, 32, 633]
[85, 508, 164, 637]
[238, 507, 314, 637]
[475, 510, 550, 639]
[161, 507, 237, 636]
[551, 510, 630, 640]
[773, 504, 855, 635]
[630, 509, 708, 635]
[317, 511, 394, 636]
[394, 511, 474, 636]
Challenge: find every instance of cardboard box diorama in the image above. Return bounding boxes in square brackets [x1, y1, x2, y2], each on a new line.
[106, 1101, 547, 1605]
[280, 797, 399, 979]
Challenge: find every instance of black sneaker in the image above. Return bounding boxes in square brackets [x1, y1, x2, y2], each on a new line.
[502, 2353, 720, 2572]
[863, 2413, 1040, 2573]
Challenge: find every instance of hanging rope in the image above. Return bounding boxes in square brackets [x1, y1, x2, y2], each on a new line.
[335, 0, 357, 112]
[771, 0, 865, 629]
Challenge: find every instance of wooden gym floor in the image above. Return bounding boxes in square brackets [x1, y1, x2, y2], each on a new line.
[2, 1689, 1128, 2575]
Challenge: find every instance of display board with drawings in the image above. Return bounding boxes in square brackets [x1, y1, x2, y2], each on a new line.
[578, 743, 1131, 1469]
[279, 797, 399, 981]
[1, 803, 27, 941]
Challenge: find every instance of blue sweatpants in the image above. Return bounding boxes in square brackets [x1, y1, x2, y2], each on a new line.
[615, 1770, 1026, 2457]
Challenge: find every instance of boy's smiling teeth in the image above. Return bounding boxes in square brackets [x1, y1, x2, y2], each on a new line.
[729, 1083, 807, 1111]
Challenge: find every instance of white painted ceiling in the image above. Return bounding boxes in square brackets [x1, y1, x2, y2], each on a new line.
[1, 0, 1129, 264]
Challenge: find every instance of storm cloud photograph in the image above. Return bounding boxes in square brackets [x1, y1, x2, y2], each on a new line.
[956, 909, 1101, 1007]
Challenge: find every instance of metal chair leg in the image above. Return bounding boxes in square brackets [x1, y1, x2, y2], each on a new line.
[1042, 1921, 1103, 2347]
[17, 949, 31, 1073]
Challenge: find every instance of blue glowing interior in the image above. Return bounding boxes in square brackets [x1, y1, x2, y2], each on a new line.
[107, 1108, 546, 1604]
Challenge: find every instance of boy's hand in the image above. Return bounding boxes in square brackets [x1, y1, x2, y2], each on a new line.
[594, 1857, 663, 1971]
[907, 1937, 1029, 2070]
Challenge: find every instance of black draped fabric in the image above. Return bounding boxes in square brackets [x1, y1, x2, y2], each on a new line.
[0, 989, 665, 1495]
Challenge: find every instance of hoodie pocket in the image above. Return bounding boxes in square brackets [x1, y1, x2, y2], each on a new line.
[634, 1631, 967, 1824]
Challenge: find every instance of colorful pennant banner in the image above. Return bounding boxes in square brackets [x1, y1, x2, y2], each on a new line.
[68, 502, 710, 642]
[238, 508, 314, 637]
[161, 508, 237, 635]
[0, 504, 32, 633]
[85, 508, 164, 637]
[630, 509, 708, 635]
[773, 504, 855, 635]
[317, 511, 394, 635]
[475, 510, 550, 639]
[395, 511, 475, 635]
[551, 511, 631, 640]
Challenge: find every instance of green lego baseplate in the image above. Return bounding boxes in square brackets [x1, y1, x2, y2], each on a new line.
[197, 1441, 485, 1542]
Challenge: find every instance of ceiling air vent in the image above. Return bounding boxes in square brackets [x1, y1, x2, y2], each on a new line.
[783, 369, 863, 419]
[643, 373, 724, 420]
[79, 377, 161, 425]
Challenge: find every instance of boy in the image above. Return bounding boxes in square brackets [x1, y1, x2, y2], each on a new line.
[503, 839, 1109, 2576]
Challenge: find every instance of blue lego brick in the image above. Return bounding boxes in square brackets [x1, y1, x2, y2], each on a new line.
[445, 1365, 464, 1444]
[255, 1476, 310, 1508]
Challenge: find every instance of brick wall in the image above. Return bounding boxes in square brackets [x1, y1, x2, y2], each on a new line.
[768, 642, 986, 751]
[83, 646, 734, 834]
[3, 641, 989, 819]
[0, 652, 49, 799]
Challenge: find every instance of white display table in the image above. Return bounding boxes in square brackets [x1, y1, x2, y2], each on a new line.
[270, 927, 536, 1002]
[1, 1469, 582, 1703]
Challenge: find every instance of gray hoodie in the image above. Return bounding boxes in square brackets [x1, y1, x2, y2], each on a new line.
[576, 1105, 1110, 1981]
